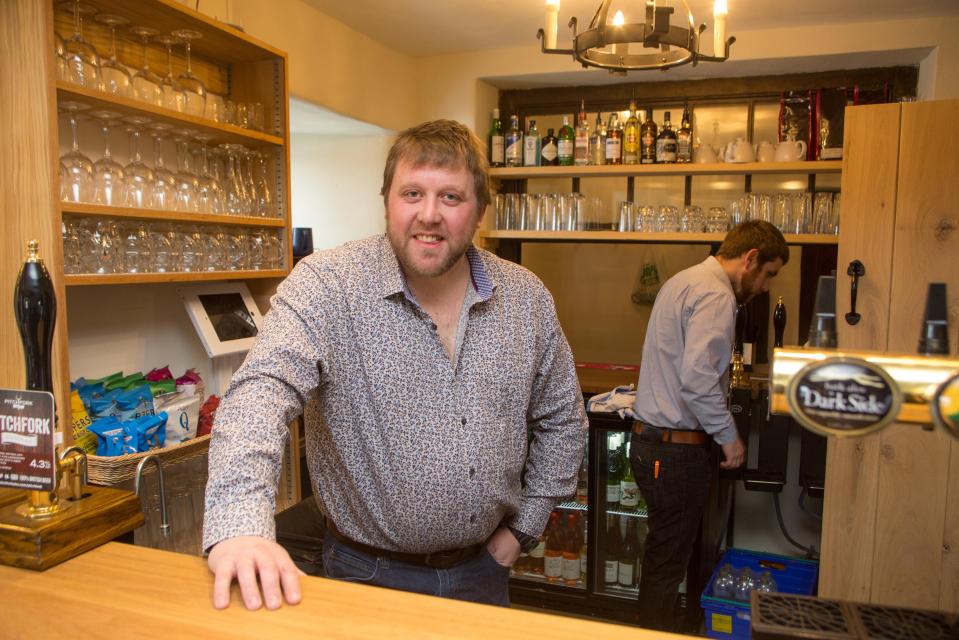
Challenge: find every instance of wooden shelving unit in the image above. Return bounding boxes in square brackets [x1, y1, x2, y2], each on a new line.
[490, 160, 842, 179]
[480, 230, 839, 245]
[64, 269, 287, 286]
[60, 203, 286, 228]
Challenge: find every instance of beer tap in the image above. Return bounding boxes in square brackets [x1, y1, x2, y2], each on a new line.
[807, 276, 837, 349]
[918, 283, 949, 356]
[730, 304, 749, 389]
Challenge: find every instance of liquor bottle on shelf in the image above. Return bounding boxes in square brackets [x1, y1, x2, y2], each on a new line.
[619, 518, 639, 588]
[605, 515, 622, 586]
[541, 128, 559, 166]
[574, 100, 590, 166]
[589, 112, 606, 165]
[505, 114, 523, 167]
[488, 108, 505, 167]
[558, 115, 575, 166]
[676, 104, 693, 163]
[579, 523, 588, 584]
[605, 112, 623, 165]
[606, 443, 622, 510]
[523, 119, 541, 167]
[640, 108, 658, 164]
[655, 111, 678, 163]
[529, 532, 546, 575]
[773, 295, 786, 349]
[620, 445, 639, 511]
[562, 512, 581, 586]
[623, 99, 640, 164]
[544, 511, 564, 582]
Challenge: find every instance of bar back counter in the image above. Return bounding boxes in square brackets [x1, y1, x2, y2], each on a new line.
[0, 542, 685, 639]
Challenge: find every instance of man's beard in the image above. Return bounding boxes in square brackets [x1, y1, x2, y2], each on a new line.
[386, 219, 472, 279]
[737, 266, 760, 304]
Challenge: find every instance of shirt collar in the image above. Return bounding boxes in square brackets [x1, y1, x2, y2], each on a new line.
[378, 235, 496, 304]
[704, 255, 736, 298]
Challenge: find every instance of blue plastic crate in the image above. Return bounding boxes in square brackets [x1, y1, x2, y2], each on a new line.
[701, 548, 819, 640]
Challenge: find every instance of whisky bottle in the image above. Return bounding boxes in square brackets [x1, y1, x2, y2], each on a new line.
[488, 108, 505, 167]
[557, 115, 575, 166]
[655, 111, 678, 163]
[589, 112, 606, 165]
[623, 100, 640, 164]
[505, 114, 523, 167]
[640, 108, 658, 164]
[676, 105, 693, 163]
[605, 112, 623, 165]
[541, 128, 558, 166]
[523, 119, 541, 167]
[574, 100, 590, 166]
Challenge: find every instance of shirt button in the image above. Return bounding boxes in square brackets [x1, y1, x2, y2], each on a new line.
[470, 514, 476, 524]
[461, 417, 467, 426]
[469, 467, 475, 478]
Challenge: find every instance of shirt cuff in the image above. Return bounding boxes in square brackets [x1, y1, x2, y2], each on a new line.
[507, 526, 539, 553]
[508, 496, 558, 540]
[709, 421, 739, 446]
[202, 497, 276, 554]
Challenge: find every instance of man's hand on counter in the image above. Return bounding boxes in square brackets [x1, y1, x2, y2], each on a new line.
[208, 536, 305, 610]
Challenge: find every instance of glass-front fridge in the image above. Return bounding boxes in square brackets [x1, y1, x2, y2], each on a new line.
[508, 412, 650, 624]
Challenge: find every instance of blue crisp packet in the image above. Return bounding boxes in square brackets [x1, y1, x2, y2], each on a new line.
[117, 385, 155, 422]
[90, 388, 124, 419]
[135, 412, 168, 452]
[77, 382, 105, 412]
[120, 420, 139, 455]
[88, 416, 124, 456]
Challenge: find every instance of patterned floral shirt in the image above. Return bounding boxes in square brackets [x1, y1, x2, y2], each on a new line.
[203, 235, 587, 553]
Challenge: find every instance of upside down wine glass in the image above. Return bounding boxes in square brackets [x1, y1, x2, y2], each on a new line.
[130, 26, 163, 106]
[90, 110, 125, 206]
[59, 0, 100, 89]
[171, 29, 206, 117]
[155, 34, 185, 113]
[59, 101, 94, 203]
[94, 14, 133, 97]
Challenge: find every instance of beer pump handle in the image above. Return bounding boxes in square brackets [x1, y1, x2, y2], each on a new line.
[14, 240, 57, 394]
[773, 296, 786, 349]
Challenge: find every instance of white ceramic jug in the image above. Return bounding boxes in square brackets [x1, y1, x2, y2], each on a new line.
[694, 144, 718, 164]
[723, 138, 755, 163]
[774, 140, 807, 162]
[755, 140, 775, 163]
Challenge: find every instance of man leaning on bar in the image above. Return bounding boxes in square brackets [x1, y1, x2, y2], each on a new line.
[202, 119, 588, 609]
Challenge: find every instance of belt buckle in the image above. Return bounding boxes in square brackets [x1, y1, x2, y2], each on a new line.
[424, 550, 454, 569]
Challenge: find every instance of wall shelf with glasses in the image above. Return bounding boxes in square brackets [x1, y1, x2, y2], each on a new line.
[56, 84, 284, 146]
[60, 203, 286, 228]
[480, 230, 839, 245]
[489, 161, 842, 179]
[64, 269, 287, 287]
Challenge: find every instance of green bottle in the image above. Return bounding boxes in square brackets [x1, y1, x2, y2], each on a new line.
[558, 115, 575, 166]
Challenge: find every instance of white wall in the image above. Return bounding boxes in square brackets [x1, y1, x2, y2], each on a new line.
[290, 133, 392, 251]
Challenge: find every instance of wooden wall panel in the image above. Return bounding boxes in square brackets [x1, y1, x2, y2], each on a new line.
[819, 104, 901, 602]
[0, 1, 71, 435]
[871, 100, 959, 611]
[942, 438, 959, 612]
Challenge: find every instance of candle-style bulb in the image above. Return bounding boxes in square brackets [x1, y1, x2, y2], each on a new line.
[544, 0, 560, 50]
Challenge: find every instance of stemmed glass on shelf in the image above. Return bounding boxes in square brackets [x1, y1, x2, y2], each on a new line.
[129, 26, 163, 106]
[148, 122, 177, 210]
[193, 132, 224, 214]
[170, 29, 206, 117]
[59, 101, 94, 203]
[94, 14, 133, 97]
[59, 0, 100, 89]
[220, 143, 249, 215]
[172, 129, 200, 213]
[90, 110, 125, 206]
[253, 151, 274, 217]
[155, 34, 185, 113]
[121, 116, 155, 209]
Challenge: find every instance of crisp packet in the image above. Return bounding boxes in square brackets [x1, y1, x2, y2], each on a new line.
[87, 371, 123, 387]
[148, 379, 176, 396]
[175, 369, 203, 397]
[90, 388, 124, 419]
[116, 385, 155, 421]
[77, 382, 105, 413]
[197, 395, 220, 438]
[146, 366, 174, 382]
[88, 416, 124, 456]
[158, 393, 200, 445]
[120, 421, 139, 455]
[135, 412, 168, 452]
[70, 389, 97, 455]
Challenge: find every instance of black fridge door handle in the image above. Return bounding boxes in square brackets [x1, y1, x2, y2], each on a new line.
[845, 260, 865, 325]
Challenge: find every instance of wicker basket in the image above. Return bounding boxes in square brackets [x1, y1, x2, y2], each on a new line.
[87, 434, 211, 486]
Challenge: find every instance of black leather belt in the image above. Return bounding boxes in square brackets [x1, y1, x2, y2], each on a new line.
[633, 422, 710, 445]
[327, 521, 483, 570]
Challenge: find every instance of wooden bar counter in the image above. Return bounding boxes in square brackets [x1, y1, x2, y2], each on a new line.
[0, 542, 685, 639]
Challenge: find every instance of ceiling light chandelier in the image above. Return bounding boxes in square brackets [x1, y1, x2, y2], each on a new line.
[538, 0, 735, 74]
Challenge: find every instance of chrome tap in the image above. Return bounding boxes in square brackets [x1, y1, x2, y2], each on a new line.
[135, 455, 171, 538]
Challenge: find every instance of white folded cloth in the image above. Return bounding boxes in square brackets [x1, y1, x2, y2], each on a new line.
[587, 384, 637, 420]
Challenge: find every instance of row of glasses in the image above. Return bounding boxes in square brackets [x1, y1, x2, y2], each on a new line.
[58, 103, 277, 216]
[63, 218, 285, 275]
[492, 193, 609, 231]
[617, 204, 713, 233]
[728, 191, 839, 234]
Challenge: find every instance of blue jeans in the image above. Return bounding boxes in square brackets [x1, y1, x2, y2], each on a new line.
[321, 533, 511, 606]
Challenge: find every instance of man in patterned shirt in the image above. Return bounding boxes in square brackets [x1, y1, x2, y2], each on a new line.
[203, 120, 588, 610]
